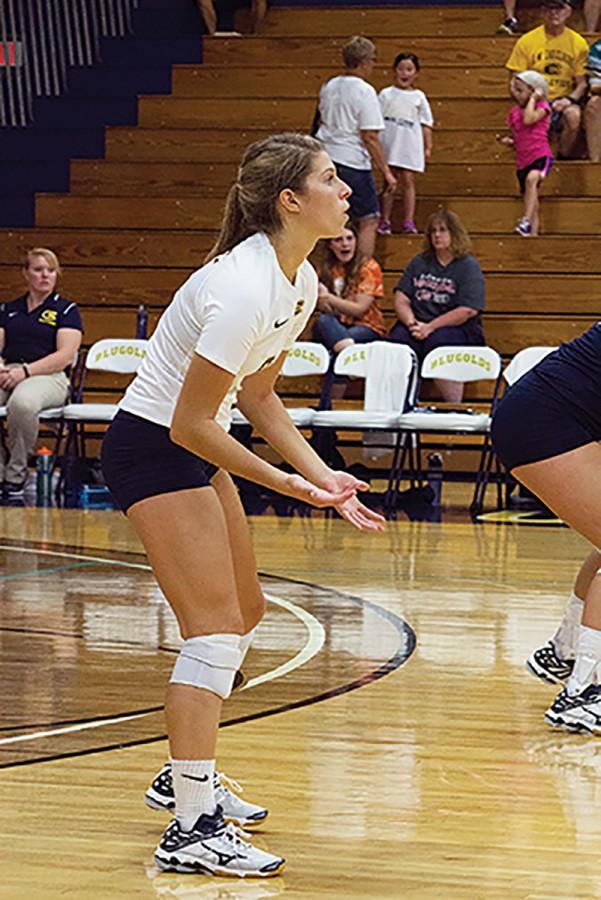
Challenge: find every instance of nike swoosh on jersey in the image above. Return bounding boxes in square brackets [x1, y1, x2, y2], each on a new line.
[273, 318, 290, 329]
[8, 311, 18, 317]
[182, 773, 210, 783]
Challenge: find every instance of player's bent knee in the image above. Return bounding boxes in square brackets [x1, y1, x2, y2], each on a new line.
[170, 633, 244, 699]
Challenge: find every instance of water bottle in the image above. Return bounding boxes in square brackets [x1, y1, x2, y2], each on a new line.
[136, 304, 148, 339]
[426, 452, 443, 506]
[36, 446, 54, 506]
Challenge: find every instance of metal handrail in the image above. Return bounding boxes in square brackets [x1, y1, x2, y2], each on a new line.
[0, 0, 139, 127]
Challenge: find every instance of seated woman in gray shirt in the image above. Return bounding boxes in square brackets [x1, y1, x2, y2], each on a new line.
[389, 209, 486, 402]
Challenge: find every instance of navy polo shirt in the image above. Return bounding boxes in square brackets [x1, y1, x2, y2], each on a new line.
[0, 292, 83, 365]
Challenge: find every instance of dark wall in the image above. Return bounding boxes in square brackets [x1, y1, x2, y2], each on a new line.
[0, 0, 204, 227]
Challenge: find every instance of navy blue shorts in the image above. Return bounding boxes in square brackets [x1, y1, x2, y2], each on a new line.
[335, 162, 380, 219]
[101, 410, 218, 512]
[491, 324, 601, 471]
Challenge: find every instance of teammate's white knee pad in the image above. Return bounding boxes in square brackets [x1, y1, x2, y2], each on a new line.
[170, 633, 244, 699]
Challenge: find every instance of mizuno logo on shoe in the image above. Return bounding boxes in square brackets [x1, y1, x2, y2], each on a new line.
[182, 773, 210, 783]
[273, 318, 289, 328]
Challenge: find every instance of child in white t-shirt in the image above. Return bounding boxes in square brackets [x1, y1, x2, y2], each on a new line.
[377, 52, 434, 235]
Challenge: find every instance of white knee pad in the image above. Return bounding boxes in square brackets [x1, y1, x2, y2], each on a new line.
[170, 633, 243, 699]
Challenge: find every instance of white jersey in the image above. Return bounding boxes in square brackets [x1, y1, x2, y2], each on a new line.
[378, 86, 433, 172]
[120, 232, 317, 431]
[317, 75, 384, 170]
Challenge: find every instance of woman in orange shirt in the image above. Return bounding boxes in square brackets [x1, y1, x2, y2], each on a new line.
[314, 224, 386, 360]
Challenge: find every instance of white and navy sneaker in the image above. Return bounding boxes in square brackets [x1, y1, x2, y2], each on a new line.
[526, 642, 575, 686]
[145, 763, 269, 827]
[545, 684, 601, 734]
[155, 806, 285, 877]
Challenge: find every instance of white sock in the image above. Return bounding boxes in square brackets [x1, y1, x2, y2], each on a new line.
[171, 758, 216, 831]
[551, 591, 584, 660]
[566, 625, 601, 696]
[240, 625, 257, 663]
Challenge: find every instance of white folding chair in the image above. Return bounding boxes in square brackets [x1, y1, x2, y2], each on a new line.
[471, 345, 558, 515]
[56, 338, 148, 501]
[388, 345, 503, 516]
[503, 346, 558, 387]
[230, 341, 331, 429]
[311, 342, 417, 513]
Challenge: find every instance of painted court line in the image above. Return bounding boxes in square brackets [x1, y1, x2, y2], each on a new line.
[0, 545, 325, 746]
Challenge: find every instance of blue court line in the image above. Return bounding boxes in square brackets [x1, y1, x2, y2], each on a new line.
[0, 561, 97, 582]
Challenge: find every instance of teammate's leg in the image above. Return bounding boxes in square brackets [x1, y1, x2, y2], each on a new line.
[514, 443, 601, 734]
[527, 548, 601, 684]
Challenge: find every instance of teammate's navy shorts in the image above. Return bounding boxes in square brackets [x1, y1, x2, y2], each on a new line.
[491, 323, 601, 471]
[101, 409, 218, 512]
[335, 162, 380, 219]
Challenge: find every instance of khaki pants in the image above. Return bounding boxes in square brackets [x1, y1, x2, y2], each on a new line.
[0, 367, 69, 484]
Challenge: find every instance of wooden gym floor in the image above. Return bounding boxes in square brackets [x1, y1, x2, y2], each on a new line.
[1, 505, 600, 899]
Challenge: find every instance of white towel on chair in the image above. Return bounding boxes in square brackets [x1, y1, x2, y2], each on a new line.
[363, 344, 408, 456]
[364, 344, 407, 411]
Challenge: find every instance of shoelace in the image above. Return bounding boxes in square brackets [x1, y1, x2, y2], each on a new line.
[221, 821, 252, 850]
[216, 772, 244, 796]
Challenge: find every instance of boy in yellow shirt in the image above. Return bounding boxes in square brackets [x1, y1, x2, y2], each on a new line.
[506, 0, 589, 157]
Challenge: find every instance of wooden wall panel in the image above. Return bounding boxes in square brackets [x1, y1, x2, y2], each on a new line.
[34, 194, 601, 234]
[69, 159, 601, 200]
[0, 229, 216, 267]
[137, 95, 509, 130]
[171, 65, 506, 99]
[258, 5, 551, 36]
[202, 36, 528, 68]
[104, 126, 504, 165]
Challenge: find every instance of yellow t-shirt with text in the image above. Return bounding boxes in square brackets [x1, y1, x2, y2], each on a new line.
[506, 26, 589, 99]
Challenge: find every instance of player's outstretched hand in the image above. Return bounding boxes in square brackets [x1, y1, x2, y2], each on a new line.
[286, 474, 356, 508]
[321, 470, 370, 495]
[335, 494, 386, 531]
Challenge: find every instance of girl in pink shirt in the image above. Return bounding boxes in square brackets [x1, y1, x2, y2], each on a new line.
[500, 70, 553, 236]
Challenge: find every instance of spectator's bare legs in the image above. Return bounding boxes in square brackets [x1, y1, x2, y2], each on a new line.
[523, 169, 542, 236]
[559, 105, 582, 158]
[400, 169, 416, 227]
[250, 0, 268, 32]
[378, 165, 400, 226]
[433, 379, 464, 403]
[357, 216, 378, 259]
[196, 0, 217, 35]
[585, 96, 601, 162]
[329, 337, 355, 400]
[584, 0, 601, 31]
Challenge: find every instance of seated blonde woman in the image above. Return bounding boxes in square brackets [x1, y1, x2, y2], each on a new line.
[0, 248, 83, 498]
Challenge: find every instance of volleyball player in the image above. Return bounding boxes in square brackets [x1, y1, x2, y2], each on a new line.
[491, 324, 601, 735]
[101, 133, 385, 877]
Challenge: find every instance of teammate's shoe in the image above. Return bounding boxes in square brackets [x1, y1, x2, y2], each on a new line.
[155, 806, 285, 877]
[526, 642, 575, 685]
[145, 763, 269, 827]
[544, 684, 601, 734]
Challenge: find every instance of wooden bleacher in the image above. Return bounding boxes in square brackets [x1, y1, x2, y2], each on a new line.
[0, 3, 599, 472]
